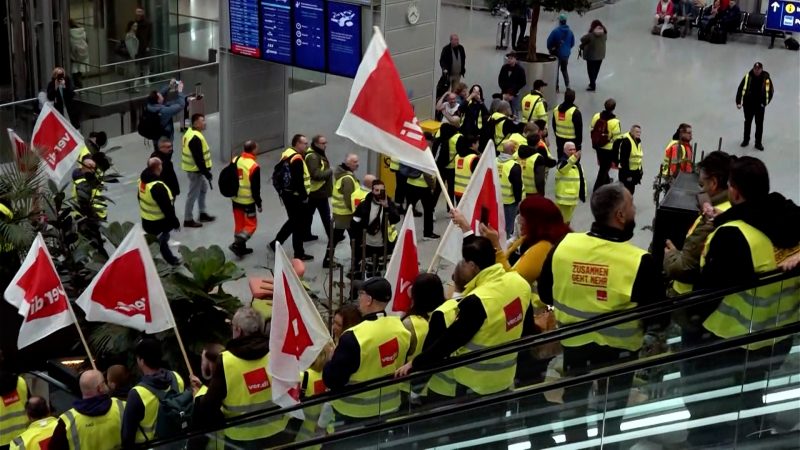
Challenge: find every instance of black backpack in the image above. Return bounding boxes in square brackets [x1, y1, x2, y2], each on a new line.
[138, 108, 162, 140]
[398, 163, 422, 179]
[218, 156, 240, 198]
[785, 37, 799, 51]
[272, 152, 296, 195]
[138, 376, 193, 447]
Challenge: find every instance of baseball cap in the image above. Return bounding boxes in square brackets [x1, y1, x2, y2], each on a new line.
[533, 79, 548, 90]
[358, 277, 392, 303]
[559, 13, 568, 23]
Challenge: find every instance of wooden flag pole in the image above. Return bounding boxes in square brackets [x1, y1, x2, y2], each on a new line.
[65, 301, 97, 371]
[163, 304, 194, 378]
[433, 169, 456, 212]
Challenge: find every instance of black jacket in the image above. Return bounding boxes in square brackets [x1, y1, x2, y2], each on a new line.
[150, 149, 180, 196]
[284, 149, 309, 200]
[439, 44, 466, 75]
[121, 369, 184, 447]
[555, 102, 583, 149]
[498, 63, 527, 97]
[139, 167, 179, 235]
[47, 77, 76, 119]
[350, 193, 401, 241]
[188, 134, 211, 176]
[51, 394, 116, 450]
[323, 311, 384, 389]
[735, 69, 773, 107]
[461, 99, 489, 138]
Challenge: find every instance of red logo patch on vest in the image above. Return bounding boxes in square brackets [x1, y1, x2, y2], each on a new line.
[524, 100, 531, 109]
[243, 368, 270, 395]
[504, 298, 524, 331]
[38, 437, 51, 450]
[237, 168, 244, 180]
[378, 338, 400, 367]
[313, 379, 327, 395]
[457, 159, 464, 169]
[597, 290, 608, 301]
[2, 390, 20, 406]
[557, 111, 566, 121]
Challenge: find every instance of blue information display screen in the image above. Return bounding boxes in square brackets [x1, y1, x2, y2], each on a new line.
[765, 0, 800, 32]
[327, 1, 361, 78]
[261, 0, 292, 64]
[294, 0, 326, 71]
[230, 0, 260, 57]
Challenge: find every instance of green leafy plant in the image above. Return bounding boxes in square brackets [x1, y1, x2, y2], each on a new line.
[0, 159, 45, 256]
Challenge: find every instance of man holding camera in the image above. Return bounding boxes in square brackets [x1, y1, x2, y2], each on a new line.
[350, 179, 401, 273]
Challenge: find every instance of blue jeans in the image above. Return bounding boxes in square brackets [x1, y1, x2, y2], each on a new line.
[184, 172, 208, 220]
[158, 231, 178, 263]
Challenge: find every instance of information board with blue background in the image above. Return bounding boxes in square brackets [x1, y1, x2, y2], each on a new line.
[766, 0, 800, 32]
[229, 0, 362, 77]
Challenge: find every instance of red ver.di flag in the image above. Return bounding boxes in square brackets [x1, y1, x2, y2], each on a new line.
[76, 223, 172, 333]
[384, 207, 419, 315]
[336, 28, 438, 175]
[4, 234, 74, 348]
[434, 142, 506, 264]
[269, 243, 332, 411]
[30, 103, 84, 185]
[7, 128, 31, 172]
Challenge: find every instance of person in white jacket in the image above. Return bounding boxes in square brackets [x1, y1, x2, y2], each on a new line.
[69, 19, 90, 87]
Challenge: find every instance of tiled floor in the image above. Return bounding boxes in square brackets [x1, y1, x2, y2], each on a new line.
[101, 0, 799, 307]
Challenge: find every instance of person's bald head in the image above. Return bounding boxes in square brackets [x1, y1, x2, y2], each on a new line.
[26, 396, 50, 420]
[243, 140, 258, 154]
[503, 141, 516, 155]
[79, 370, 108, 399]
[147, 157, 162, 176]
[363, 174, 376, 188]
[344, 153, 360, 172]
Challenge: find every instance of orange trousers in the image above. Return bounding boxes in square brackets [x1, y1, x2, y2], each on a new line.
[233, 205, 258, 240]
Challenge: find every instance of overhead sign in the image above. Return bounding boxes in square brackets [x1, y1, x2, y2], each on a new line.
[262, 0, 293, 64]
[766, 0, 800, 32]
[230, 0, 260, 57]
[294, 0, 326, 71]
[328, 1, 362, 77]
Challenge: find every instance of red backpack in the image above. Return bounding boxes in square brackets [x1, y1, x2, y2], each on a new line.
[590, 117, 610, 148]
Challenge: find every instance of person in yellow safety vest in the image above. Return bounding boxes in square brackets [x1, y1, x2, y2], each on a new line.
[552, 88, 583, 160]
[399, 273, 446, 397]
[487, 101, 515, 147]
[9, 396, 57, 450]
[735, 62, 773, 151]
[294, 344, 335, 448]
[590, 98, 622, 192]
[617, 125, 645, 195]
[181, 113, 216, 228]
[122, 337, 190, 447]
[554, 142, 586, 225]
[350, 179, 401, 272]
[403, 166, 439, 239]
[453, 135, 481, 201]
[49, 370, 124, 450]
[0, 354, 28, 448]
[71, 158, 107, 220]
[0, 200, 16, 253]
[304, 135, 334, 244]
[76, 131, 110, 177]
[498, 141, 523, 237]
[516, 122, 556, 197]
[663, 151, 732, 297]
[192, 307, 293, 448]
[229, 141, 262, 257]
[330, 154, 364, 268]
[520, 80, 549, 123]
[539, 183, 665, 446]
[396, 233, 532, 399]
[188, 343, 225, 450]
[661, 123, 693, 178]
[270, 134, 313, 261]
[687, 157, 800, 444]
[501, 129, 527, 157]
[323, 277, 411, 424]
[139, 157, 182, 265]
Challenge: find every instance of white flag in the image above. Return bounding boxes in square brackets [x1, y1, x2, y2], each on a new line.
[30, 103, 84, 185]
[384, 208, 419, 316]
[4, 234, 74, 348]
[336, 28, 438, 175]
[268, 243, 333, 411]
[76, 224, 173, 333]
[7, 128, 31, 171]
[434, 142, 507, 265]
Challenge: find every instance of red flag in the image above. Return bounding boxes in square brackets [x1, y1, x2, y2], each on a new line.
[434, 142, 507, 264]
[269, 243, 333, 411]
[30, 103, 84, 185]
[336, 28, 438, 175]
[76, 224, 172, 333]
[384, 208, 419, 315]
[7, 129, 31, 172]
[4, 234, 74, 348]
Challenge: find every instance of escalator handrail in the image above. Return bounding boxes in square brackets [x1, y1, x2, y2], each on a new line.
[23, 370, 75, 394]
[137, 268, 800, 448]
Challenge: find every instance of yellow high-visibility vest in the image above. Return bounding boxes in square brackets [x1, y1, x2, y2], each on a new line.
[672, 200, 732, 294]
[521, 92, 547, 122]
[138, 179, 173, 221]
[332, 173, 358, 216]
[454, 154, 478, 196]
[551, 232, 647, 351]
[520, 153, 542, 196]
[181, 128, 212, 172]
[72, 177, 107, 219]
[131, 372, 185, 443]
[295, 368, 328, 449]
[502, 133, 528, 155]
[10, 417, 58, 450]
[497, 158, 519, 205]
[590, 113, 622, 151]
[554, 155, 583, 206]
[306, 152, 328, 193]
[0, 376, 28, 446]
[426, 298, 461, 397]
[232, 154, 259, 205]
[553, 105, 577, 139]
[623, 133, 644, 171]
[281, 148, 311, 194]
[447, 133, 462, 169]
[490, 112, 508, 145]
[59, 397, 124, 450]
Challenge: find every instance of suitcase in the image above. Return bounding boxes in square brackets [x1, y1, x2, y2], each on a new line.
[182, 83, 205, 131]
[496, 20, 510, 50]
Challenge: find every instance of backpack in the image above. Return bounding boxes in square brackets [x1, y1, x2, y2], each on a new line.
[398, 163, 422, 179]
[590, 117, 610, 148]
[139, 377, 193, 447]
[218, 156, 240, 198]
[272, 152, 296, 195]
[138, 108, 162, 140]
[785, 37, 799, 51]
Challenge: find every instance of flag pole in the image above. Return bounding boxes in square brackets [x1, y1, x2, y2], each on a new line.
[164, 305, 195, 378]
[433, 169, 456, 212]
[65, 301, 97, 371]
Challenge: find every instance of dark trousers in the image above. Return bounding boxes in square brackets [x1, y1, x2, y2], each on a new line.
[306, 196, 332, 239]
[275, 195, 308, 256]
[619, 169, 642, 195]
[157, 231, 178, 263]
[352, 239, 395, 273]
[743, 104, 765, 145]
[562, 344, 637, 447]
[394, 171, 408, 206]
[586, 59, 603, 88]
[405, 185, 435, 235]
[511, 16, 527, 49]
[558, 57, 570, 88]
[593, 147, 616, 193]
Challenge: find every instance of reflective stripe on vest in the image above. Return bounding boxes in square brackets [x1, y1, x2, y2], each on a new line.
[11, 417, 58, 450]
[554, 157, 582, 206]
[490, 112, 507, 145]
[60, 398, 124, 450]
[426, 298, 461, 397]
[591, 113, 621, 150]
[132, 372, 185, 443]
[662, 140, 692, 176]
[454, 154, 478, 196]
[306, 152, 328, 192]
[498, 158, 518, 205]
[447, 133, 461, 169]
[72, 177, 107, 219]
[554, 106, 577, 139]
[520, 153, 541, 195]
[672, 200, 732, 294]
[0, 377, 28, 446]
[332, 316, 411, 418]
[138, 179, 173, 221]
[332, 173, 358, 216]
[551, 233, 646, 351]
[452, 266, 531, 395]
[389, 158, 400, 171]
[701, 220, 800, 350]
[281, 148, 311, 194]
[221, 351, 288, 440]
[407, 173, 428, 188]
[624, 133, 644, 170]
[233, 154, 259, 205]
[521, 93, 545, 122]
[181, 128, 212, 172]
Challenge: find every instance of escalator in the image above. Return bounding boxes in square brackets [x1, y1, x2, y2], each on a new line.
[141, 269, 800, 449]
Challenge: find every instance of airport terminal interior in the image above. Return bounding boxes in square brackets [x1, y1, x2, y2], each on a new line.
[0, 0, 799, 448]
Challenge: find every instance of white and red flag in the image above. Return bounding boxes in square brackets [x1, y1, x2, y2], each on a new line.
[4, 234, 74, 348]
[7, 129, 31, 171]
[384, 207, 419, 315]
[76, 223, 173, 333]
[30, 103, 84, 185]
[268, 243, 333, 411]
[336, 28, 438, 175]
[433, 142, 506, 265]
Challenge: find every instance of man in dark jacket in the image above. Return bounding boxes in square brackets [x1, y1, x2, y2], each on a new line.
[498, 53, 527, 115]
[553, 88, 583, 159]
[146, 83, 186, 149]
[350, 179, 401, 271]
[139, 157, 181, 265]
[439, 34, 466, 86]
[304, 135, 333, 242]
[50, 370, 123, 450]
[736, 62, 773, 151]
[617, 125, 644, 194]
[150, 137, 180, 197]
[270, 134, 313, 260]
